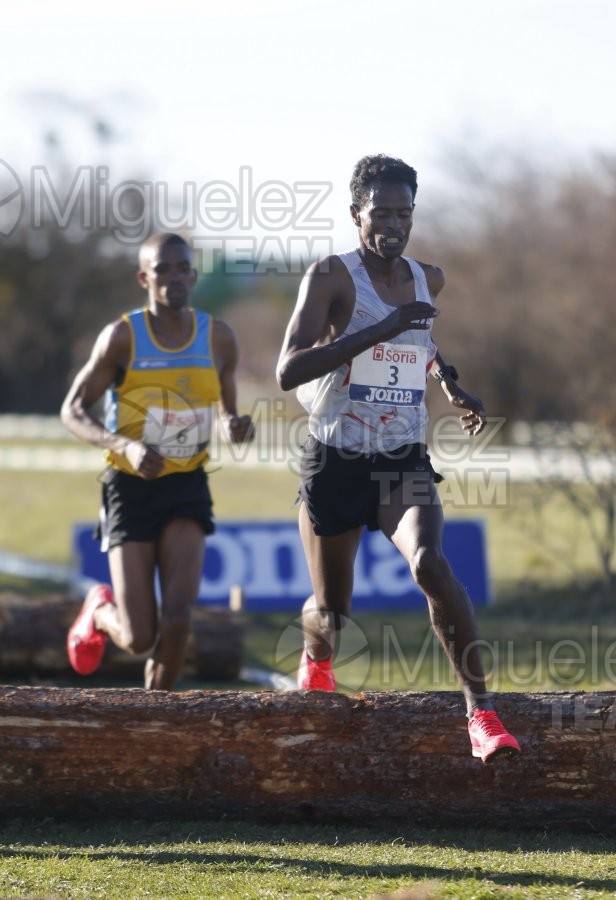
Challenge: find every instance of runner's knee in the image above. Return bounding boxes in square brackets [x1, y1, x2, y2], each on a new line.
[121, 625, 157, 656]
[158, 611, 191, 645]
[410, 545, 450, 591]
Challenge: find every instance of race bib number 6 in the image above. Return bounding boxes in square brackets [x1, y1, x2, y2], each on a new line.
[349, 343, 427, 406]
[142, 406, 213, 460]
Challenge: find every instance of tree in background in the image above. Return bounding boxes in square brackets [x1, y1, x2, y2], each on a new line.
[0, 202, 140, 413]
[413, 149, 616, 428]
[411, 146, 616, 584]
[2, 142, 616, 430]
[0, 95, 149, 413]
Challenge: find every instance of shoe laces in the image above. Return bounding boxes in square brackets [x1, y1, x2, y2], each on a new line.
[472, 710, 506, 737]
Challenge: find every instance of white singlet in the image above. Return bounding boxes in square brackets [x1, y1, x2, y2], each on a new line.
[297, 250, 437, 453]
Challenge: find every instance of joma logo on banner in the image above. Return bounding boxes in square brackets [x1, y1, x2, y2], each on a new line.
[75, 520, 490, 613]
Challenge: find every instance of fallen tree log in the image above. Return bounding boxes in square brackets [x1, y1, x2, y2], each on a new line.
[0, 593, 244, 680]
[0, 687, 614, 830]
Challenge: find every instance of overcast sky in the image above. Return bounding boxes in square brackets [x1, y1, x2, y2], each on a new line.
[3, 0, 614, 252]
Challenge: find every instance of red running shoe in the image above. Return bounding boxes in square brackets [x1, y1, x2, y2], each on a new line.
[297, 647, 336, 691]
[468, 709, 521, 763]
[67, 584, 114, 675]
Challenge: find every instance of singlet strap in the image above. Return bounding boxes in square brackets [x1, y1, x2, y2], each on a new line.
[337, 251, 432, 303]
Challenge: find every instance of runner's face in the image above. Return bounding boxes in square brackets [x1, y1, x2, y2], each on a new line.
[138, 243, 197, 309]
[352, 182, 415, 258]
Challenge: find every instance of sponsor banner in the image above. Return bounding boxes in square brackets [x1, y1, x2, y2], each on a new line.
[74, 519, 490, 612]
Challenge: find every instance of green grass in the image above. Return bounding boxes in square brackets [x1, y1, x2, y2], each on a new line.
[1, 818, 616, 899]
[0, 466, 299, 565]
[238, 582, 616, 695]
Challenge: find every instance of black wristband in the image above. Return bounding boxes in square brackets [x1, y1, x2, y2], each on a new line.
[435, 365, 459, 384]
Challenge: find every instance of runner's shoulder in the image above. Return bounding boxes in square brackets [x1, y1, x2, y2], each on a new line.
[302, 254, 354, 297]
[412, 259, 445, 296]
[93, 317, 132, 365]
[305, 253, 349, 277]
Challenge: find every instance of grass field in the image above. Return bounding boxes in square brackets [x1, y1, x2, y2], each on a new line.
[2, 463, 616, 897]
[2, 818, 616, 899]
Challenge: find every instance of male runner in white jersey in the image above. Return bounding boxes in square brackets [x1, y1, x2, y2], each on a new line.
[276, 154, 520, 762]
[61, 232, 253, 690]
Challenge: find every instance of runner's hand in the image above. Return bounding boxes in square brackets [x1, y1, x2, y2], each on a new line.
[444, 385, 487, 436]
[227, 414, 255, 443]
[124, 440, 165, 479]
[382, 302, 438, 338]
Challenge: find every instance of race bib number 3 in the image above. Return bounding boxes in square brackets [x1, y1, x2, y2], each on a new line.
[349, 343, 427, 406]
[142, 406, 213, 460]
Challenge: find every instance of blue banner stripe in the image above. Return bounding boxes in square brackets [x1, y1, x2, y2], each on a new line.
[74, 520, 490, 611]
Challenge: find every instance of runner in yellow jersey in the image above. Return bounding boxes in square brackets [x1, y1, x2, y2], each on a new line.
[61, 232, 254, 690]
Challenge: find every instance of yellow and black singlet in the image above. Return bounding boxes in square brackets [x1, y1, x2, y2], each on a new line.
[105, 307, 221, 477]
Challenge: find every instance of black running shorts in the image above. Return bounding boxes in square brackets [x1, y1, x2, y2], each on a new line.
[100, 467, 215, 550]
[299, 435, 442, 537]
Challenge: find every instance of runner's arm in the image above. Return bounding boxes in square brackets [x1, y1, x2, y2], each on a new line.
[60, 321, 163, 477]
[276, 258, 438, 391]
[422, 265, 486, 435]
[212, 319, 254, 443]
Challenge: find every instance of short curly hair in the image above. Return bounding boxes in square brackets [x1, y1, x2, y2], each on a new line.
[138, 232, 191, 268]
[350, 154, 418, 208]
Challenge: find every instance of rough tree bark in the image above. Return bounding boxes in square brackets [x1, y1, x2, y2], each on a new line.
[0, 686, 614, 830]
[0, 593, 244, 680]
